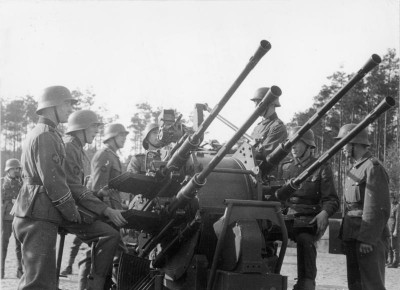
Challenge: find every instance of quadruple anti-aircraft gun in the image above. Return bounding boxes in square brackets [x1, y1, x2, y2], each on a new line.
[107, 41, 394, 290]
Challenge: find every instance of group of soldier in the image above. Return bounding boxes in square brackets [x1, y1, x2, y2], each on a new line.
[0, 84, 397, 290]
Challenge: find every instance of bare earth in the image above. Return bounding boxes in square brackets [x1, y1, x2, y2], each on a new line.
[1, 234, 398, 290]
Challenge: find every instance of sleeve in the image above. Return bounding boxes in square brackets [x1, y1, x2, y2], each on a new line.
[320, 163, 340, 216]
[89, 151, 112, 191]
[260, 122, 287, 158]
[358, 164, 391, 246]
[33, 133, 79, 221]
[127, 155, 141, 173]
[64, 143, 108, 215]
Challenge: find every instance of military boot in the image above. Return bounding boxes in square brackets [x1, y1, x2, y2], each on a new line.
[388, 251, 399, 268]
[16, 268, 23, 279]
[61, 265, 72, 275]
[293, 278, 316, 290]
[386, 251, 393, 266]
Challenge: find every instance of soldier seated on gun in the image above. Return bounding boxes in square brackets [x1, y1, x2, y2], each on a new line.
[278, 127, 339, 290]
[1, 159, 23, 279]
[62, 110, 127, 290]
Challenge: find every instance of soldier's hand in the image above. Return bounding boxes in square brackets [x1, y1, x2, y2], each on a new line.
[97, 186, 110, 197]
[104, 207, 128, 227]
[310, 210, 329, 239]
[393, 230, 397, 237]
[359, 243, 373, 254]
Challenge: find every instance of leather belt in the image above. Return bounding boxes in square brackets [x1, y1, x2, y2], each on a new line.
[289, 196, 319, 205]
[347, 210, 363, 217]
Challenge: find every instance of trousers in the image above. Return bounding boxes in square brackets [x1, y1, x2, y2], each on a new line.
[1, 220, 23, 275]
[343, 239, 387, 290]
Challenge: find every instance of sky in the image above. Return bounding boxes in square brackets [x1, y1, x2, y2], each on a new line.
[0, 0, 399, 159]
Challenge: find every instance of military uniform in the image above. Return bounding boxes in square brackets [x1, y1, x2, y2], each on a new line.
[1, 175, 23, 277]
[127, 150, 161, 174]
[279, 156, 339, 288]
[340, 151, 390, 290]
[62, 134, 120, 289]
[387, 201, 399, 267]
[88, 145, 123, 210]
[13, 117, 80, 290]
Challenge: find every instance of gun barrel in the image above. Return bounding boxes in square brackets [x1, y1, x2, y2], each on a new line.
[165, 40, 271, 171]
[262, 54, 382, 174]
[276, 96, 395, 200]
[169, 86, 282, 213]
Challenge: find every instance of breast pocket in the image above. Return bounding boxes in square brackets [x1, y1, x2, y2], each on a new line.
[298, 174, 321, 198]
[353, 178, 366, 202]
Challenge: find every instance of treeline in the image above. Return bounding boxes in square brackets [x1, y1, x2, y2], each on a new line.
[287, 49, 399, 199]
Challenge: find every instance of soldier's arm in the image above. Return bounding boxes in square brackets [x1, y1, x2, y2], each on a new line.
[34, 133, 80, 222]
[64, 143, 108, 215]
[127, 155, 141, 173]
[261, 122, 287, 157]
[358, 164, 390, 246]
[319, 163, 340, 217]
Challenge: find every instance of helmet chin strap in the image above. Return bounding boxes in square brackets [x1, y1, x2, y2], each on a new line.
[83, 129, 88, 144]
[53, 107, 60, 124]
[112, 137, 120, 149]
[299, 145, 310, 159]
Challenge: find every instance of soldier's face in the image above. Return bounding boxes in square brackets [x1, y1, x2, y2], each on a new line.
[85, 124, 100, 144]
[115, 133, 127, 148]
[291, 140, 307, 158]
[342, 143, 352, 158]
[56, 100, 74, 123]
[147, 130, 162, 149]
[8, 167, 21, 178]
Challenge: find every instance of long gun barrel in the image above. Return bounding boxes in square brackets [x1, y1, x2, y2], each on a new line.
[261, 54, 382, 174]
[163, 40, 271, 173]
[168, 86, 282, 213]
[203, 103, 254, 142]
[276, 96, 395, 201]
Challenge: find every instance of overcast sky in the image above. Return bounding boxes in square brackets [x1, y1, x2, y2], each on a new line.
[0, 0, 399, 157]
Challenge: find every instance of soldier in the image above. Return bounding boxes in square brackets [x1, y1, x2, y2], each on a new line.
[1, 158, 23, 279]
[86, 122, 129, 286]
[62, 110, 127, 289]
[278, 127, 339, 290]
[12, 86, 81, 290]
[387, 193, 399, 268]
[60, 236, 83, 275]
[250, 87, 288, 171]
[336, 124, 390, 290]
[127, 123, 162, 175]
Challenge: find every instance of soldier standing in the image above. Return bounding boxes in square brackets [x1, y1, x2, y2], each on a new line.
[387, 193, 399, 268]
[250, 87, 288, 172]
[278, 127, 339, 290]
[336, 124, 390, 290]
[12, 86, 81, 290]
[62, 110, 127, 289]
[1, 159, 23, 279]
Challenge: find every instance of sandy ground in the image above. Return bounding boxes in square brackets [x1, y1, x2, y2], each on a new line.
[1, 234, 399, 290]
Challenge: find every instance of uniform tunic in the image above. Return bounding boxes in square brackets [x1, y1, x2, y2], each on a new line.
[279, 156, 339, 285]
[127, 151, 161, 174]
[251, 112, 287, 160]
[88, 145, 123, 210]
[1, 175, 23, 275]
[340, 151, 390, 290]
[13, 117, 80, 290]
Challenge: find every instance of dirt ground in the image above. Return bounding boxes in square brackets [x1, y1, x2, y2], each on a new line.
[1, 234, 399, 290]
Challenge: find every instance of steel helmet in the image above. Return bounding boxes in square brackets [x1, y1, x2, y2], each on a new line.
[288, 126, 316, 149]
[66, 110, 103, 134]
[142, 123, 159, 150]
[250, 87, 281, 107]
[335, 123, 370, 145]
[103, 123, 129, 143]
[36, 86, 77, 115]
[4, 158, 21, 172]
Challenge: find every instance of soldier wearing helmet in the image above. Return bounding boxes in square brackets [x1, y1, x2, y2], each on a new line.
[336, 123, 390, 290]
[1, 159, 23, 279]
[13, 86, 81, 289]
[278, 126, 339, 290]
[61, 110, 127, 289]
[250, 87, 287, 174]
[127, 123, 163, 175]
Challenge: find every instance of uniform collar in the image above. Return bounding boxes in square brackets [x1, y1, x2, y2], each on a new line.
[38, 117, 57, 128]
[104, 144, 119, 158]
[353, 151, 372, 168]
[293, 155, 313, 168]
[66, 134, 84, 148]
[259, 112, 278, 125]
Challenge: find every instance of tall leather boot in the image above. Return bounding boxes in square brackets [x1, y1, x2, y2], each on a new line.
[386, 250, 393, 266]
[388, 249, 399, 268]
[293, 278, 316, 290]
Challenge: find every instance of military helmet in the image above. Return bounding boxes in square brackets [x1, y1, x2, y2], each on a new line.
[66, 110, 103, 134]
[335, 123, 370, 145]
[4, 158, 21, 172]
[288, 126, 316, 149]
[36, 86, 77, 115]
[250, 87, 281, 107]
[142, 123, 159, 150]
[103, 123, 129, 143]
